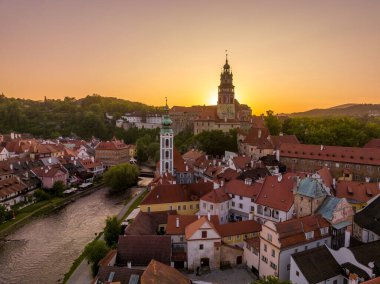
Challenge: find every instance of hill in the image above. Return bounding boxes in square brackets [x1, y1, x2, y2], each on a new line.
[290, 104, 380, 117]
[0, 94, 160, 139]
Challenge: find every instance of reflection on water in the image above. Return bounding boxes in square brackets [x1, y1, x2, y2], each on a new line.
[0, 187, 125, 284]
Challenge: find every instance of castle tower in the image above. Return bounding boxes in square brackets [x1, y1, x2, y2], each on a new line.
[217, 52, 236, 120]
[160, 98, 174, 176]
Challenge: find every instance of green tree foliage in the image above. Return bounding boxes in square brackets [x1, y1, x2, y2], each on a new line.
[135, 129, 160, 162]
[51, 181, 65, 197]
[104, 216, 121, 248]
[0, 94, 158, 139]
[103, 163, 140, 193]
[193, 129, 238, 156]
[252, 276, 291, 284]
[282, 116, 380, 147]
[174, 127, 194, 153]
[264, 110, 282, 135]
[33, 188, 51, 201]
[0, 204, 8, 223]
[84, 239, 109, 276]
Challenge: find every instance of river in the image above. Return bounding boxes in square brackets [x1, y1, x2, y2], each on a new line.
[0, 186, 128, 284]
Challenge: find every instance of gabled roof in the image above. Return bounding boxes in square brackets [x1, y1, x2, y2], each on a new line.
[166, 215, 198, 235]
[317, 196, 343, 221]
[273, 214, 330, 248]
[271, 135, 300, 149]
[201, 188, 231, 204]
[125, 211, 174, 235]
[31, 165, 67, 178]
[224, 179, 263, 199]
[141, 259, 191, 284]
[214, 219, 261, 238]
[256, 173, 296, 212]
[354, 195, 380, 235]
[232, 156, 252, 170]
[117, 235, 171, 266]
[141, 182, 213, 205]
[96, 139, 128, 150]
[336, 181, 380, 204]
[185, 216, 219, 240]
[280, 143, 380, 166]
[96, 266, 143, 284]
[349, 240, 380, 276]
[316, 167, 334, 188]
[0, 177, 27, 198]
[297, 177, 327, 198]
[292, 246, 341, 284]
[242, 127, 273, 149]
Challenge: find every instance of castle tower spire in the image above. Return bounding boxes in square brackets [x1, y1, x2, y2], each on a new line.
[217, 52, 235, 120]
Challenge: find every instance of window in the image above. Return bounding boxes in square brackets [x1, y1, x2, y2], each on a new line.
[228, 236, 232, 241]
[201, 231, 207, 238]
[333, 280, 337, 284]
[271, 249, 275, 257]
[287, 264, 290, 271]
[239, 203, 243, 209]
[232, 202, 235, 207]
[190, 204, 193, 210]
[237, 235, 240, 240]
[199, 244, 204, 250]
[296, 271, 300, 277]
[304, 245, 308, 250]
[305, 231, 314, 240]
[147, 207, 151, 212]
[196, 204, 199, 209]
[202, 202, 206, 209]
[232, 194, 235, 198]
[267, 234, 272, 242]
[261, 256, 268, 263]
[210, 204, 213, 210]
[320, 227, 329, 235]
[250, 206, 255, 212]
[178, 205, 181, 210]
[169, 205, 173, 210]
[183, 205, 186, 210]
[264, 244, 267, 252]
[180, 237, 184, 242]
[239, 196, 243, 200]
[270, 262, 277, 270]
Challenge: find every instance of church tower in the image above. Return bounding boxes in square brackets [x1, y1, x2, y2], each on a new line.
[160, 98, 174, 176]
[217, 52, 236, 120]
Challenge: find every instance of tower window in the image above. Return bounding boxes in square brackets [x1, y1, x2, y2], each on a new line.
[165, 150, 169, 158]
[165, 162, 169, 170]
[165, 139, 169, 147]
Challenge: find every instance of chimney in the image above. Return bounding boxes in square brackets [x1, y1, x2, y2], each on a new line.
[221, 180, 224, 187]
[10, 164, 13, 170]
[333, 178, 336, 188]
[186, 165, 188, 171]
[320, 145, 324, 151]
[258, 129, 262, 138]
[224, 117, 227, 123]
[279, 132, 283, 136]
[91, 156, 95, 163]
[127, 261, 132, 269]
[277, 174, 283, 182]
[48, 158, 52, 164]
[207, 212, 211, 221]
[365, 177, 370, 183]
[276, 149, 280, 162]
[176, 217, 180, 228]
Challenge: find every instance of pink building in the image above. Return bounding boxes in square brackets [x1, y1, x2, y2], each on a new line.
[31, 166, 68, 189]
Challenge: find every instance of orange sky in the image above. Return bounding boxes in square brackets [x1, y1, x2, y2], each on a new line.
[1, 0, 380, 114]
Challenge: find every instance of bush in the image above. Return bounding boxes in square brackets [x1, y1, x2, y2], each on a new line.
[103, 163, 139, 193]
[34, 189, 51, 201]
[104, 216, 121, 248]
[84, 239, 109, 276]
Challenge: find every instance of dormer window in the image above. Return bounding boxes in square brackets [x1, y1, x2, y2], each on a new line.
[305, 231, 314, 240]
[202, 231, 207, 238]
[320, 227, 329, 235]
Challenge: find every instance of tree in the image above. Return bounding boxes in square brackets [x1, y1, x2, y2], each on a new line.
[104, 216, 121, 248]
[264, 110, 282, 136]
[0, 204, 7, 223]
[252, 276, 291, 284]
[51, 180, 65, 197]
[84, 239, 109, 276]
[103, 163, 140, 193]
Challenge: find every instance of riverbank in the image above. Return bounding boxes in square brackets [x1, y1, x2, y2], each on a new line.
[64, 188, 148, 284]
[0, 184, 103, 239]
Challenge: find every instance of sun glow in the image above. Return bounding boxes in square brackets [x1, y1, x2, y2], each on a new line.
[207, 90, 218, 105]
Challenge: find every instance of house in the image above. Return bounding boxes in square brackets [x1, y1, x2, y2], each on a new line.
[244, 237, 261, 276]
[116, 235, 171, 268]
[141, 259, 192, 284]
[94, 266, 144, 284]
[335, 181, 380, 212]
[294, 177, 328, 218]
[124, 211, 173, 235]
[31, 166, 68, 189]
[238, 127, 273, 159]
[185, 216, 222, 271]
[139, 182, 213, 215]
[79, 158, 104, 178]
[353, 195, 380, 243]
[317, 196, 354, 249]
[279, 143, 380, 182]
[225, 178, 263, 221]
[0, 147, 10, 161]
[259, 215, 331, 281]
[254, 173, 297, 223]
[199, 188, 231, 224]
[214, 219, 261, 247]
[95, 138, 131, 167]
[0, 177, 28, 208]
[290, 241, 380, 284]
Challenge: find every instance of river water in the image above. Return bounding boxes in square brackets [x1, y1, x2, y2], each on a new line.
[0, 187, 127, 284]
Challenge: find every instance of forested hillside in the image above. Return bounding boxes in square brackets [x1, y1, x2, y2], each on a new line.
[0, 94, 160, 139]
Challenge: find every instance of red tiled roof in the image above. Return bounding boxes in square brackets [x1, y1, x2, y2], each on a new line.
[336, 181, 380, 204]
[218, 168, 239, 181]
[242, 127, 273, 149]
[0, 177, 27, 198]
[271, 135, 300, 149]
[141, 182, 213, 205]
[31, 166, 67, 178]
[141, 259, 191, 284]
[273, 214, 330, 248]
[201, 188, 231, 203]
[280, 143, 380, 166]
[215, 220, 261, 238]
[317, 167, 334, 188]
[96, 139, 128, 150]
[166, 215, 198, 235]
[185, 216, 219, 240]
[232, 156, 252, 170]
[364, 139, 380, 149]
[255, 173, 297, 212]
[225, 179, 263, 199]
[182, 149, 205, 163]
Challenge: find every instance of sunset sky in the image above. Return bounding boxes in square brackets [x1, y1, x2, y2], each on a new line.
[1, 0, 380, 114]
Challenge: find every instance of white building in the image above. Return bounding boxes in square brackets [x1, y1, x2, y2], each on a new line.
[199, 188, 231, 224]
